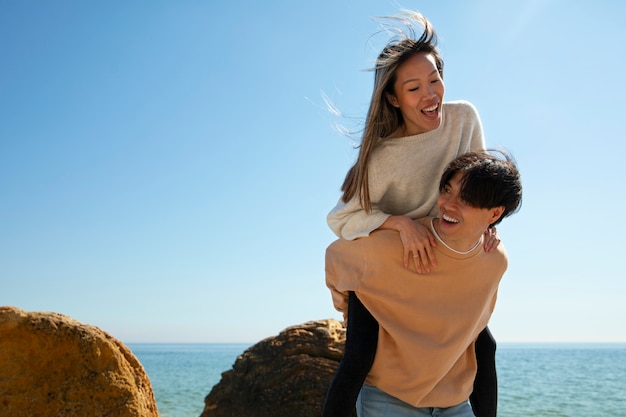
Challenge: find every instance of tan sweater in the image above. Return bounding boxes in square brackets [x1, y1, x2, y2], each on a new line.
[327, 100, 485, 240]
[325, 218, 507, 407]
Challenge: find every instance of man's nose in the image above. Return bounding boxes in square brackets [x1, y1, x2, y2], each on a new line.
[441, 195, 459, 209]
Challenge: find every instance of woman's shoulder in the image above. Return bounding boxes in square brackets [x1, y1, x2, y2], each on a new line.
[443, 100, 479, 115]
[442, 100, 482, 127]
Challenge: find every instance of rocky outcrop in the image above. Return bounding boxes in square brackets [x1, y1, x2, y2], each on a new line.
[200, 319, 347, 417]
[0, 306, 159, 417]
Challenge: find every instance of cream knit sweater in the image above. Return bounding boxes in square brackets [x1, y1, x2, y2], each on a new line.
[327, 100, 485, 240]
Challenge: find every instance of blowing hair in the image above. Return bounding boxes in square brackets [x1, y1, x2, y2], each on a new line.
[340, 11, 444, 212]
[439, 150, 523, 227]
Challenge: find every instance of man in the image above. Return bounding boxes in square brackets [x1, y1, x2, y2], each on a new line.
[325, 151, 522, 417]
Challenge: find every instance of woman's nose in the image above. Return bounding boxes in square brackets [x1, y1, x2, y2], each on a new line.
[424, 85, 436, 98]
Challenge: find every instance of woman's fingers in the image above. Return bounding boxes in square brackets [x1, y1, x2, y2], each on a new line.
[483, 226, 501, 252]
[411, 245, 435, 273]
[412, 251, 423, 273]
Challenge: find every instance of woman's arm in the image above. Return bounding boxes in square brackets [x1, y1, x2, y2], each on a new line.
[327, 197, 391, 240]
[379, 215, 437, 273]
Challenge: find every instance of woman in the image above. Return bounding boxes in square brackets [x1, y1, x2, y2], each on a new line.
[323, 11, 498, 417]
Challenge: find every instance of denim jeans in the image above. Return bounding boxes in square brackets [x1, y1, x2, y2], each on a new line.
[357, 384, 475, 417]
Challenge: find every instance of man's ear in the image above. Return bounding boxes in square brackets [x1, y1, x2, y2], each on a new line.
[386, 92, 399, 108]
[489, 206, 505, 225]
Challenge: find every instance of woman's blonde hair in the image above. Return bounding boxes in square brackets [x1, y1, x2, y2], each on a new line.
[340, 11, 443, 212]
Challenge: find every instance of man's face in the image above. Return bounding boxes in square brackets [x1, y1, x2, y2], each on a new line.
[436, 172, 503, 250]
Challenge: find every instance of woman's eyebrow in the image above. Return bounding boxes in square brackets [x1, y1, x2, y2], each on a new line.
[402, 69, 439, 85]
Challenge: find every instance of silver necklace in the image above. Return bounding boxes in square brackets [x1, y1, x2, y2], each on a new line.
[430, 218, 482, 255]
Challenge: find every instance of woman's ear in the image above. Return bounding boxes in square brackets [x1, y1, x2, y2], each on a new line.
[386, 92, 399, 108]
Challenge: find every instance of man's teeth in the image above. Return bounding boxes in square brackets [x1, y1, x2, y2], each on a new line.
[443, 214, 459, 223]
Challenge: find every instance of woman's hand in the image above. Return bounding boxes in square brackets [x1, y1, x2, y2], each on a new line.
[483, 226, 500, 252]
[380, 215, 437, 273]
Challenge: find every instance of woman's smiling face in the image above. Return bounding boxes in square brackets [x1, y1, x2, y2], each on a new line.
[387, 52, 445, 136]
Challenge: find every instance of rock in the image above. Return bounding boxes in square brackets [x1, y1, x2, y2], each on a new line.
[0, 306, 158, 417]
[200, 319, 347, 417]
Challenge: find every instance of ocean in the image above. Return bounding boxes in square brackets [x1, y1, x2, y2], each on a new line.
[128, 343, 626, 417]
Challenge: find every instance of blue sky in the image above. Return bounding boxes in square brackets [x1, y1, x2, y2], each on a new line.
[2, 1, 625, 343]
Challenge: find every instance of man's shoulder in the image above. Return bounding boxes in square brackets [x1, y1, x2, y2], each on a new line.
[476, 243, 509, 277]
[327, 230, 401, 256]
[493, 243, 509, 266]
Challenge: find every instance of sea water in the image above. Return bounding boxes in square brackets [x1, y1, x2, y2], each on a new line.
[129, 343, 251, 417]
[495, 343, 626, 416]
[129, 343, 626, 417]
